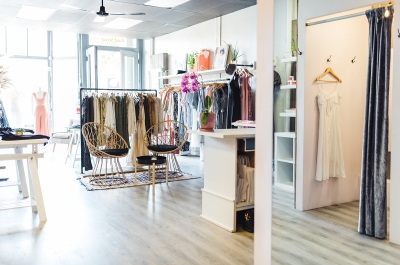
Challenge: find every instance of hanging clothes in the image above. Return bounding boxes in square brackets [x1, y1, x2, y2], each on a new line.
[33, 92, 49, 136]
[227, 73, 242, 128]
[0, 98, 9, 128]
[315, 90, 346, 181]
[81, 96, 93, 171]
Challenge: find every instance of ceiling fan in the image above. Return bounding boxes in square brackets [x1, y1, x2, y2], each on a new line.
[62, 0, 146, 21]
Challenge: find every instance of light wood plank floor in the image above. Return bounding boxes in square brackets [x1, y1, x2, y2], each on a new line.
[1, 147, 400, 264]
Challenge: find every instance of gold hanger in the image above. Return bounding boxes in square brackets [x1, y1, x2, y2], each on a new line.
[316, 67, 342, 83]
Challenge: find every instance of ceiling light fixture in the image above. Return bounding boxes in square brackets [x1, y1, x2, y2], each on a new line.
[384, 6, 390, 18]
[144, 0, 190, 8]
[16, 5, 56, 21]
[103, 18, 143, 29]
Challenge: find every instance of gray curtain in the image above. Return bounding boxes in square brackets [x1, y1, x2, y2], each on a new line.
[358, 6, 393, 239]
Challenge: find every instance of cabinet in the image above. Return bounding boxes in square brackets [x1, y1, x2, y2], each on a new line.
[274, 132, 296, 191]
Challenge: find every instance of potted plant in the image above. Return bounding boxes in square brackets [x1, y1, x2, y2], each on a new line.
[187, 51, 199, 70]
[14, 128, 25, 136]
[225, 40, 243, 64]
[199, 95, 216, 132]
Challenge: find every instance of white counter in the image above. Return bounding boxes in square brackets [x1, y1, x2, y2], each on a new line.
[189, 129, 255, 232]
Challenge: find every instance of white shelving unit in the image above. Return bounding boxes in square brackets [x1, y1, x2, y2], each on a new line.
[274, 132, 296, 191]
[281, 57, 297, 63]
[280, 112, 296, 117]
[280, 84, 296, 89]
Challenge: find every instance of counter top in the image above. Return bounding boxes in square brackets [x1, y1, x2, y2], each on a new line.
[189, 129, 255, 139]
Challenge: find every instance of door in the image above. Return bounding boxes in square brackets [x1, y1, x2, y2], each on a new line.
[120, 50, 139, 89]
[86, 46, 98, 88]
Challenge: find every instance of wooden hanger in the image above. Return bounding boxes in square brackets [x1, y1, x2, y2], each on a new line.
[316, 67, 342, 83]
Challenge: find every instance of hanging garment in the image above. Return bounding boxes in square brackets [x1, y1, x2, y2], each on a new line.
[104, 98, 116, 131]
[126, 95, 137, 166]
[315, 90, 346, 181]
[81, 96, 93, 171]
[33, 92, 49, 136]
[134, 99, 148, 159]
[227, 73, 242, 128]
[0, 98, 9, 128]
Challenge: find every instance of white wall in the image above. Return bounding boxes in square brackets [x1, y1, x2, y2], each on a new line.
[298, 0, 400, 245]
[301, 15, 368, 209]
[153, 6, 257, 71]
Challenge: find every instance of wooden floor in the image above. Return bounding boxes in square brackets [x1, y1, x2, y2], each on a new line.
[1, 147, 400, 264]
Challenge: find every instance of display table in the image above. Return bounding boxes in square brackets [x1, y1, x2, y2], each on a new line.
[189, 128, 255, 232]
[0, 139, 48, 221]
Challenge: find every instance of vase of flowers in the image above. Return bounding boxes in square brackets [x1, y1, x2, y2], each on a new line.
[199, 95, 216, 132]
[181, 72, 199, 93]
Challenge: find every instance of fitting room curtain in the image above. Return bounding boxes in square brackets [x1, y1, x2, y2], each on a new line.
[358, 6, 393, 239]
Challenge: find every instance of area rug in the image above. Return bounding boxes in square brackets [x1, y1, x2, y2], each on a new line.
[77, 171, 199, 191]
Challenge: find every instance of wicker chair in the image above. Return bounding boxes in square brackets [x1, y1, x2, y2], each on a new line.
[82, 122, 129, 186]
[144, 120, 188, 177]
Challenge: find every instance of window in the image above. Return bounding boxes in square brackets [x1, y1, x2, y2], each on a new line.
[53, 31, 77, 57]
[28, 28, 47, 57]
[0, 26, 5, 55]
[89, 35, 137, 48]
[7, 27, 27, 56]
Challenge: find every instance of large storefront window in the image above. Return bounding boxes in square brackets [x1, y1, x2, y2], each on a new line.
[2, 58, 48, 129]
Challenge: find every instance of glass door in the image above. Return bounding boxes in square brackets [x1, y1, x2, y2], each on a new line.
[86, 46, 97, 88]
[120, 50, 139, 89]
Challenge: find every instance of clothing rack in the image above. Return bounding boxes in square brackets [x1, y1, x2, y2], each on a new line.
[163, 78, 230, 87]
[79, 88, 158, 173]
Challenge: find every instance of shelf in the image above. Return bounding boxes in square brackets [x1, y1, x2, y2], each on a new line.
[281, 57, 297, 63]
[275, 132, 296, 138]
[280, 84, 296, 89]
[158, 68, 226, 79]
[236, 202, 254, 211]
[276, 158, 295, 164]
[280, 112, 296, 117]
[232, 122, 256, 128]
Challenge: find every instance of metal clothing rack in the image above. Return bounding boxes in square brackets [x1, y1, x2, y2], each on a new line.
[163, 78, 230, 87]
[79, 88, 158, 174]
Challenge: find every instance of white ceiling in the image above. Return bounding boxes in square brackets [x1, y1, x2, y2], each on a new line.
[0, 0, 256, 39]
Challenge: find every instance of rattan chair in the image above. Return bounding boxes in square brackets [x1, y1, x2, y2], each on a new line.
[144, 120, 188, 177]
[82, 122, 129, 186]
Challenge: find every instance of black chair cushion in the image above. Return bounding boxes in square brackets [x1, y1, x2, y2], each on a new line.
[102, 148, 129, 156]
[136, 156, 167, 165]
[147, 144, 178, 153]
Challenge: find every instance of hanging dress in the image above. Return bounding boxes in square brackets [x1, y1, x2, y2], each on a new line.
[33, 92, 49, 136]
[315, 90, 346, 181]
[0, 98, 9, 128]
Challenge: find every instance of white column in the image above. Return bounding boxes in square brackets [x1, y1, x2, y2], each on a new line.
[255, 0, 274, 264]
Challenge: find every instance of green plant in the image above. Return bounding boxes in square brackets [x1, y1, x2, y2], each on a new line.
[187, 52, 199, 68]
[14, 128, 25, 133]
[224, 40, 243, 61]
[200, 95, 212, 125]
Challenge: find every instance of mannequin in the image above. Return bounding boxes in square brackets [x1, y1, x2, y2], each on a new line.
[35, 87, 44, 99]
[33, 87, 49, 136]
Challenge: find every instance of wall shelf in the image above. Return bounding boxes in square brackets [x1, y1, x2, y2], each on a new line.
[281, 57, 297, 63]
[158, 68, 226, 79]
[280, 84, 296, 89]
[280, 112, 296, 117]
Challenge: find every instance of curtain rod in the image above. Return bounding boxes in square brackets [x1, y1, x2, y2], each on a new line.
[306, 4, 393, 27]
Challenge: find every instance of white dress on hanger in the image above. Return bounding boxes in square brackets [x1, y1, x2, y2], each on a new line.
[315, 90, 346, 181]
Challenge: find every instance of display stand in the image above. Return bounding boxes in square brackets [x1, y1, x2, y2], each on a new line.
[274, 132, 296, 191]
[190, 128, 255, 232]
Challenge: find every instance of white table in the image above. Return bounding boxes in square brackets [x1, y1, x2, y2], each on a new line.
[0, 139, 48, 221]
[189, 129, 256, 232]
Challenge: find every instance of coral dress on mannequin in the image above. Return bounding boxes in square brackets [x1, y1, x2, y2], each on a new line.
[33, 90, 49, 136]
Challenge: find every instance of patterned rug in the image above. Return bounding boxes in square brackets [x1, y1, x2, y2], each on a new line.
[77, 171, 199, 191]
